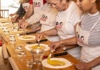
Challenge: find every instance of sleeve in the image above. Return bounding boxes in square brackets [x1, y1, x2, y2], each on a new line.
[69, 8, 82, 26]
[26, 3, 47, 25]
[64, 4, 82, 35]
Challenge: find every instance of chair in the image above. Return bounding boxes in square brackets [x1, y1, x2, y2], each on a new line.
[0, 9, 9, 18]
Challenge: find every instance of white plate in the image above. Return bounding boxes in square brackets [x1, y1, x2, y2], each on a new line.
[42, 58, 72, 69]
[18, 35, 36, 40]
[25, 43, 50, 51]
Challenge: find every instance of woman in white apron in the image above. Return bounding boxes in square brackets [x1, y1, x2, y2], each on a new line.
[19, 0, 44, 21]
[10, 0, 44, 22]
[75, 0, 100, 70]
[36, 0, 82, 59]
[39, 4, 60, 42]
[19, 0, 60, 42]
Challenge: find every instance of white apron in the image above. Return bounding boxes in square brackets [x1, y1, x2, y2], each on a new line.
[56, 10, 81, 59]
[22, 3, 30, 12]
[76, 16, 100, 70]
[40, 8, 60, 42]
[22, 0, 43, 13]
[33, 0, 43, 12]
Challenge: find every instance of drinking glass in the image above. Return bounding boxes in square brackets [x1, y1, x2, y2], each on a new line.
[26, 60, 33, 70]
[30, 48, 44, 70]
[9, 35, 16, 44]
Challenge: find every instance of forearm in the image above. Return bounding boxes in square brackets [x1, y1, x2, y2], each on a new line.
[43, 28, 58, 36]
[24, 4, 33, 19]
[26, 9, 43, 25]
[61, 36, 77, 46]
[13, 14, 19, 19]
[88, 56, 100, 69]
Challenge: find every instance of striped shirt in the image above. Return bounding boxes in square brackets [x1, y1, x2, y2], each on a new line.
[81, 12, 100, 46]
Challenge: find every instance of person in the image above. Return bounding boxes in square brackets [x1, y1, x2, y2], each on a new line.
[36, 0, 82, 59]
[48, 0, 100, 70]
[19, 0, 60, 42]
[10, 0, 28, 23]
[75, 0, 100, 70]
[22, 0, 46, 21]
[10, 0, 45, 23]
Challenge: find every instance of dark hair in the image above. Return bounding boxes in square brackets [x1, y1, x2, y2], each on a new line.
[96, 0, 100, 11]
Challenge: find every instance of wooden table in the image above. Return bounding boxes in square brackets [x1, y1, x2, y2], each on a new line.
[0, 20, 90, 70]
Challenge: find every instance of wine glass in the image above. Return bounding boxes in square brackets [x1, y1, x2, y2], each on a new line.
[26, 59, 33, 70]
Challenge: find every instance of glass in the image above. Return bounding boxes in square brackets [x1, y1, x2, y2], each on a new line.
[2, 26, 7, 31]
[15, 46, 26, 59]
[9, 35, 16, 43]
[15, 46, 23, 53]
[30, 48, 44, 70]
[0, 25, 4, 28]
[12, 26, 19, 32]
[4, 29, 9, 34]
[26, 60, 33, 67]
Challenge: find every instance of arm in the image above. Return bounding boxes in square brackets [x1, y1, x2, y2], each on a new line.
[50, 36, 77, 50]
[42, 28, 58, 36]
[88, 56, 100, 68]
[60, 36, 77, 46]
[21, 0, 34, 21]
[19, 4, 46, 28]
[76, 56, 100, 70]
[26, 3, 47, 25]
[36, 28, 58, 42]
[11, 14, 19, 23]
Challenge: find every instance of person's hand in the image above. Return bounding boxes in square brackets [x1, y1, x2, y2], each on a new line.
[19, 21, 29, 29]
[10, 14, 19, 23]
[75, 62, 91, 70]
[18, 18, 26, 27]
[18, 20, 23, 28]
[19, 18, 26, 22]
[36, 32, 45, 42]
[10, 14, 14, 17]
[11, 17, 17, 23]
[50, 41, 61, 51]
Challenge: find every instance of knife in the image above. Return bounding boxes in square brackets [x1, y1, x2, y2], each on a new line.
[26, 39, 48, 44]
[53, 51, 68, 57]
[19, 31, 37, 36]
[36, 39, 48, 43]
[25, 31, 37, 35]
